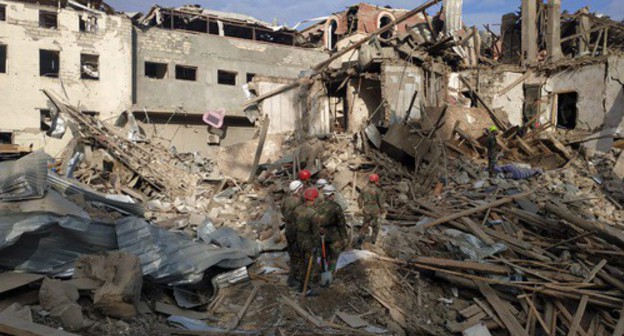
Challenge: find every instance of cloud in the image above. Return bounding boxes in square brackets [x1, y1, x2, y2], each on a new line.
[606, 0, 624, 21]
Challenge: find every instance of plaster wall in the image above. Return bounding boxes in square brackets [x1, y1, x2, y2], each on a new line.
[0, 0, 132, 155]
[133, 27, 328, 117]
[381, 63, 423, 122]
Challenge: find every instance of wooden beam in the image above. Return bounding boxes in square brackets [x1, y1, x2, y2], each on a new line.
[228, 285, 258, 331]
[420, 191, 532, 230]
[477, 282, 529, 336]
[498, 70, 533, 96]
[243, 0, 443, 107]
[567, 295, 589, 336]
[247, 115, 270, 183]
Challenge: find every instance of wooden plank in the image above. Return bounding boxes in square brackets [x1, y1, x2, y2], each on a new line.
[585, 260, 607, 283]
[477, 282, 529, 336]
[567, 295, 589, 336]
[336, 311, 369, 328]
[280, 295, 323, 328]
[247, 116, 270, 183]
[413, 257, 511, 275]
[421, 191, 533, 230]
[523, 296, 551, 335]
[554, 301, 590, 336]
[474, 298, 503, 328]
[0, 313, 80, 336]
[227, 285, 258, 331]
[462, 217, 497, 245]
[460, 304, 484, 318]
[612, 302, 624, 336]
[458, 75, 510, 131]
[0, 273, 44, 295]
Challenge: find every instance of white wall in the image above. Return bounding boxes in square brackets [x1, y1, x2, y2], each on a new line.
[0, 0, 132, 155]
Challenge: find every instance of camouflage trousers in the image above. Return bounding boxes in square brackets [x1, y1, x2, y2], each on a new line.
[360, 212, 380, 243]
[324, 239, 344, 272]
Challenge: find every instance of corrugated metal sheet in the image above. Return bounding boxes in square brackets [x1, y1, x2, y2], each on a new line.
[444, 0, 463, 34]
[0, 213, 117, 275]
[0, 151, 49, 201]
[47, 173, 144, 216]
[116, 217, 252, 286]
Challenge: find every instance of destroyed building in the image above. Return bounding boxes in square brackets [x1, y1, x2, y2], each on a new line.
[0, 0, 624, 335]
[130, 5, 328, 151]
[0, 0, 132, 154]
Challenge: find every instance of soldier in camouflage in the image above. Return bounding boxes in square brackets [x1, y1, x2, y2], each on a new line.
[282, 180, 304, 288]
[314, 184, 348, 278]
[292, 188, 321, 292]
[358, 173, 386, 244]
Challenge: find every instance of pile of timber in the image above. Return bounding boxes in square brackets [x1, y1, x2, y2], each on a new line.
[379, 172, 624, 334]
[44, 90, 199, 200]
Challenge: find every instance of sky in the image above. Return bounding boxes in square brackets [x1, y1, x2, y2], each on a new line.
[106, 0, 624, 29]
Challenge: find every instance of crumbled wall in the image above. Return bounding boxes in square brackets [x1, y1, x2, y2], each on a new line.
[381, 63, 423, 122]
[0, 0, 133, 154]
[485, 71, 525, 126]
[544, 56, 624, 131]
[133, 27, 328, 117]
[257, 80, 303, 134]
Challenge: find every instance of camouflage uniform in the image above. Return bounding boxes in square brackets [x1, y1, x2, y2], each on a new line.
[358, 184, 385, 243]
[486, 131, 500, 176]
[281, 194, 302, 280]
[314, 199, 348, 271]
[292, 203, 320, 283]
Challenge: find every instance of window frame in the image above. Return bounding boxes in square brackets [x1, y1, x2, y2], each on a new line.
[217, 70, 237, 86]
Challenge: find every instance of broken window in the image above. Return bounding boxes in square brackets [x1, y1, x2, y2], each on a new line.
[39, 50, 60, 77]
[175, 65, 197, 81]
[79, 15, 98, 33]
[557, 92, 578, 130]
[39, 11, 58, 29]
[255, 29, 294, 46]
[0, 45, 6, 73]
[0, 131, 13, 144]
[145, 62, 167, 79]
[208, 20, 219, 35]
[246, 73, 256, 83]
[217, 70, 237, 86]
[379, 15, 395, 39]
[0, 5, 6, 21]
[40, 109, 52, 131]
[172, 12, 208, 33]
[80, 54, 99, 80]
[223, 23, 253, 40]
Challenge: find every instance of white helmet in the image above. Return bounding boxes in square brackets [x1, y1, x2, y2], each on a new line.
[289, 180, 304, 193]
[316, 179, 328, 189]
[322, 184, 336, 195]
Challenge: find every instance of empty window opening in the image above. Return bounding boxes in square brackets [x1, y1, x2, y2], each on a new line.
[346, 7, 359, 35]
[79, 15, 98, 33]
[176, 65, 197, 81]
[39, 11, 58, 29]
[0, 132, 13, 144]
[0, 45, 6, 73]
[218, 70, 237, 86]
[0, 5, 6, 21]
[255, 29, 294, 46]
[379, 15, 395, 39]
[246, 73, 256, 83]
[39, 50, 60, 77]
[557, 92, 578, 129]
[40, 109, 52, 131]
[223, 24, 253, 40]
[80, 54, 99, 80]
[145, 62, 167, 79]
[208, 20, 219, 34]
[326, 20, 338, 50]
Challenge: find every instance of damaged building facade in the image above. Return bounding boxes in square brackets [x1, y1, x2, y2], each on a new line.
[130, 5, 328, 152]
[0, 0, 133, 154]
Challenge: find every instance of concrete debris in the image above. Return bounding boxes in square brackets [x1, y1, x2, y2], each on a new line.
[74, 252, 143, 318]
[0, 0, 623, 335]
[39, 278, 87, 331]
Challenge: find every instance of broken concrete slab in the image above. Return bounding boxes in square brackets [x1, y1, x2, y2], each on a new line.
[0, 313, 80, 336]
[39, 278, 86, 331]
[73, 252, 142, 318]
[2, 303, 33, 323]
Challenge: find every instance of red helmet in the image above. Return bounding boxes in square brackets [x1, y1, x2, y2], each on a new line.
[303, 188, 319, 201]
[369, 174, 380, 183]
[298, 169, 311, 181]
